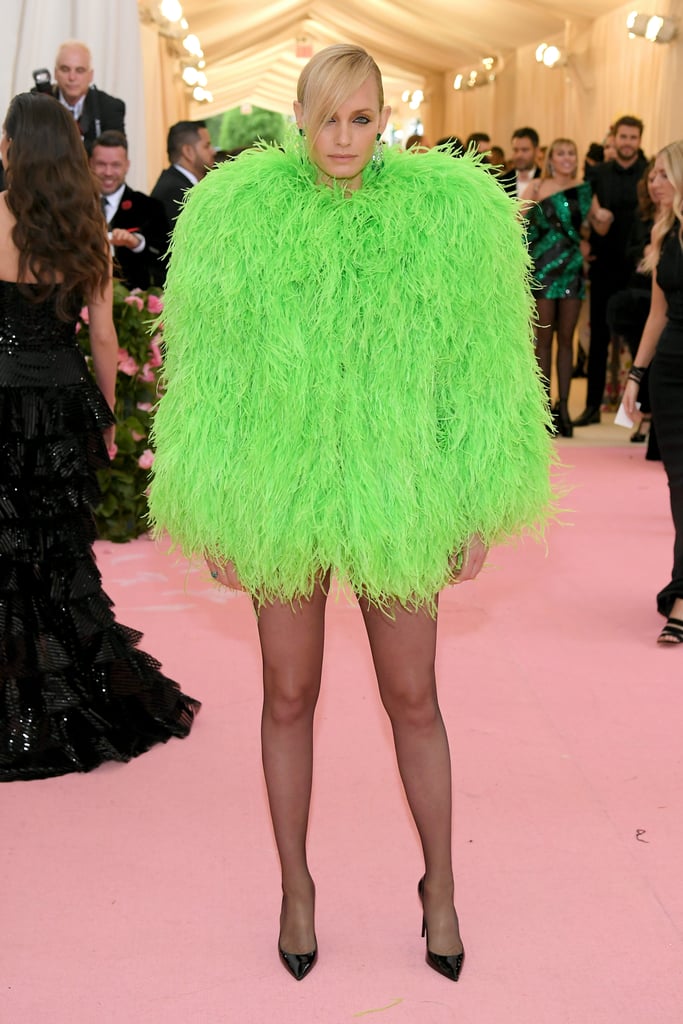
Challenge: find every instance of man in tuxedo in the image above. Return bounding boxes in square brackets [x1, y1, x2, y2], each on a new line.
[91, 131, 169, 290]
[497, 127, 541, 197]
[50, 40, 125, 153]
[151, 121, 216, 228]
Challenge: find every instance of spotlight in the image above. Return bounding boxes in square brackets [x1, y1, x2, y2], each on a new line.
[535, 43, 563, 67]
[626, 11, 677, 42]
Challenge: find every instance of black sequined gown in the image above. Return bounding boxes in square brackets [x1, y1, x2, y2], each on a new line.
[0, 281, 200, 781]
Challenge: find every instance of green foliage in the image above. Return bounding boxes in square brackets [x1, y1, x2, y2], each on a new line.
[77, 282, 165, 542]
[218, 106, 287, 150]
[204, 113, 224, 146]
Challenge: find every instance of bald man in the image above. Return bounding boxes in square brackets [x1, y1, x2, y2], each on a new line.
[49, 40, 125, 152]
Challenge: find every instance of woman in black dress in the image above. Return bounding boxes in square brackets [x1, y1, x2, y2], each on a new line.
[623, 141, 683, 644]
[0, 93, 200, 780]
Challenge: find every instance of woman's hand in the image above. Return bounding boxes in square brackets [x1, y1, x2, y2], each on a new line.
[205, 557, 246, 590]
[622, 378, 640, 420]
[449, 534, 489, 583]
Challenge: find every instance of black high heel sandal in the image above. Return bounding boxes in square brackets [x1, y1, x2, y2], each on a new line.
[657, 616, 683, 646]
[418, 876, 465, 982]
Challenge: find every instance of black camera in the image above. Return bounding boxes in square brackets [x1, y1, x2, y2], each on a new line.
[32, 68, 53, 95]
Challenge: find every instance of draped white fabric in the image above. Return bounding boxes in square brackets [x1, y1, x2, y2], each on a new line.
[1, 0, 147, 189]
[3, 1, 683, 193]
[167, 0, 683, 160]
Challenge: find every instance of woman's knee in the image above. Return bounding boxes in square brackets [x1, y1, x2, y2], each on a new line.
[263, 669, 320, 726]
[380, 677, 440, 730]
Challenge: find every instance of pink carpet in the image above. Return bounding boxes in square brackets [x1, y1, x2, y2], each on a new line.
[3, 443, 683, 1023]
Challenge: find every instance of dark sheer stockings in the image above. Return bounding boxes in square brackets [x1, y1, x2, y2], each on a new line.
[535, 296, 583, 403]
[255, 580, 462, 958]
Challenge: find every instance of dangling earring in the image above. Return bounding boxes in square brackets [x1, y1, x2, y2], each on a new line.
[372, 132, 384, 171]
[298, 127, 306, 138]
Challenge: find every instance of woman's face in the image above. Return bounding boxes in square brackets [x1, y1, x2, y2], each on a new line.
[649, 154, 675, 209]
[295, 75, 390, 191]
[549, 142, 577, 178]
[603, 135, 617, 161]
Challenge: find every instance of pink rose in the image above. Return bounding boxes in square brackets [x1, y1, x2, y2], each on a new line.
[139, 362, 156, 383]
[131, 430, 145, 442]
[107, 442, 118, 460]
[118, 354, 139, 376]
[124, 295, 144, 311]
[147, 294, 164, 315]
[138, 449, 155, 470]
[75, 322, 82, 334]
[148, 339, 163, 368]
[80, 306, 90, 324]
[137, 402, 153, 412]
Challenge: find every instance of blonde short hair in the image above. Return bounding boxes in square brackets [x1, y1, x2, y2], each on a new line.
[645, 140, 683, 272]
[542, 138, 577, 180]
[296, 44, 384, 141]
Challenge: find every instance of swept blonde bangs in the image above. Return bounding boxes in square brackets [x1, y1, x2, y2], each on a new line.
[645, 140, 683, 273]
[542, 138, 577, 180]
[297, 44, 384, 142]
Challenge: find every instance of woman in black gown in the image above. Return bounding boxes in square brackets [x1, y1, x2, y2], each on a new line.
[0, 92, 200, 780]
[623, 141, 683, 644]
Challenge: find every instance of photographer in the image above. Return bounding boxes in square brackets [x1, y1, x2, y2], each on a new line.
[33, 40, 125, 153]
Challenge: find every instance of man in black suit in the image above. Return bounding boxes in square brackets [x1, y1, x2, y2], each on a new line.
[90, 131, 170, 290]
[151, 121, 216, 228]
[497, 127, 541, 197]
[573, 115, 648, 426]
[51, 40, 125, 153]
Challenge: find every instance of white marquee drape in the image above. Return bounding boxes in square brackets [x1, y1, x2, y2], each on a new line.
[4, 1, 683, 192]
[435, 0, 683, 159]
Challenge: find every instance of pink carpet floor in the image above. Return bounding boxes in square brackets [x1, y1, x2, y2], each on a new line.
[3, 442, 683, 1023]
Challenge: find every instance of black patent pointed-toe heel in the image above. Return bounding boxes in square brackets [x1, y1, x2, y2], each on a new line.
[418, 876, 465, 982]
[278, 944, 318, 981]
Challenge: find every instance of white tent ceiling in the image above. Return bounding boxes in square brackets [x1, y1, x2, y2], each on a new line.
[172, 0, 629, 115]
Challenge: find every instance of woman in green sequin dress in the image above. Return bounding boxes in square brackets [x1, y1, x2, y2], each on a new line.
[524, 139, 593, 436]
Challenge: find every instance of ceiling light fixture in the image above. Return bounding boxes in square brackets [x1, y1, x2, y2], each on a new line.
[626, 11, 677, 42]
[535, 43, 564, 68]
[452, 56, 501, 90]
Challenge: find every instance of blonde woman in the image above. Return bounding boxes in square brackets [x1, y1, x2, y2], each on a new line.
[523, 138, 593, 436]
[150, 44, 552, 980]
[623, 141, 683, 644]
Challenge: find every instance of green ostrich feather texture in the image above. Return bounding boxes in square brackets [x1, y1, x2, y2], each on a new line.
[149, 141, 554, 606]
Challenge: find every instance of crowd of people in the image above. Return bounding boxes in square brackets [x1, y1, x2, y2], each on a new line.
[1, 35, 682, 991]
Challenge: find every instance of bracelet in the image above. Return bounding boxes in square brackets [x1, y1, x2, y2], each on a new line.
[628, 365, 646, 384]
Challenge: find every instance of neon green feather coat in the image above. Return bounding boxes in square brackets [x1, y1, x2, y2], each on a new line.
[149, 142, 553, 606]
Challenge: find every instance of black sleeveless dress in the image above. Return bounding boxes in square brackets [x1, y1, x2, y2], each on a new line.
[0, 281, 200, 781]
[649, 231, 683, 616]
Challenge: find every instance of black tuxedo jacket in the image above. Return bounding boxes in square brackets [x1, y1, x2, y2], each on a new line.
[108, 185, 170, 290]
[151, 166, 195, 228]
[30, 84, 125, 152]
[47, 85, 125, 152]
[497, 165, 541, 197]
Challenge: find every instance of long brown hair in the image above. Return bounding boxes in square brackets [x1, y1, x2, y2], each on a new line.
[3, 92, 110, 320]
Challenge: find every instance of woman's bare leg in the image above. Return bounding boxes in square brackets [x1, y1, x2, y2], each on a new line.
[358, 596, 462, 956]
[255, 575, 329, 953]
